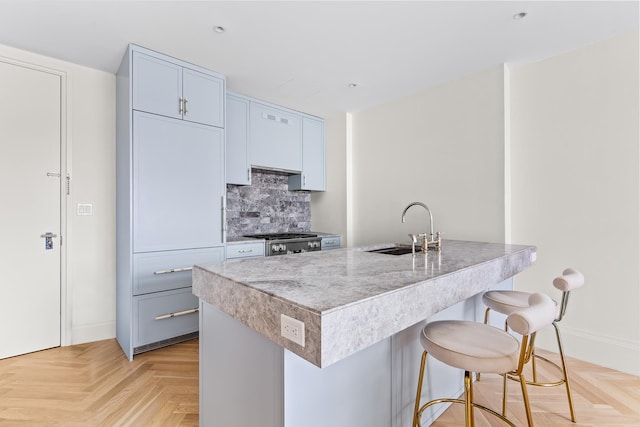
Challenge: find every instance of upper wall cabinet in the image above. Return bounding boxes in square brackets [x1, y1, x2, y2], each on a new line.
[226, 92, 326, 191]
[132, 51, 224, 128]
[288, 116, 326, 191]
[249, 101, 302, 172]
[226, 93, 251, 185]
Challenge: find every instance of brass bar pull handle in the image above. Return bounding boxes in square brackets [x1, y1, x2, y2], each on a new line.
[179, 97, 184, 114]
[183, 98, 188, 115]
[153, 266, 193, 275]
[154, 308, 199, 320]
[238, 249, 254, 254]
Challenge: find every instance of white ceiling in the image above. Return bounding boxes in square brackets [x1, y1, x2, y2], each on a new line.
[0, 1, 637, 117]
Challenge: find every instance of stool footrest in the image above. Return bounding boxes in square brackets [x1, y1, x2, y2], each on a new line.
[505, 353, 566, 387]
[416, 397, 517, 427]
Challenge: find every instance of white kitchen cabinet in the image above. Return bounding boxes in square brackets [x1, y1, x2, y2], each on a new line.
[226, 92, 326, 191]
[132, 111, 224, 252]
[288, 116, 326, 191]
[226, 241, 265, 259]
[116, 44, 226, 360]
[226, 93, 251, 185]
[321, 236, 341, 250]
[132, 50, 224, 128]
[250, 101, 302, 172]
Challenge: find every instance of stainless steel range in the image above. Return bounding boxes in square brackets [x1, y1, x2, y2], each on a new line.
[243, 232, 322, 256]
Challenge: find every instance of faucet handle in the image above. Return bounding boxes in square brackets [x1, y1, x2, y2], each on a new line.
[408, 234, 418, 257]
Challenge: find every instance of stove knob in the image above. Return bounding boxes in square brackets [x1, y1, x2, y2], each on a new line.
[271, 244, 280, 252]
[315, 241, 321, 248]
[279, 244, 287, 252]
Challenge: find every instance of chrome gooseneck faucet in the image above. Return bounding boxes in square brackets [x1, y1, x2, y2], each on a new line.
[401, 201, 441, 254]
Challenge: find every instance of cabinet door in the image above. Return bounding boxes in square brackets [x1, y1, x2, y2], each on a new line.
[133, 247, 225, 295]
[134, 288, 199, 347]
[249, 102, 302, 172]
[289, 117, 325, 191]
[132, 52, 182, 120]
[183, 67, 224, 128]
[226, 242, 265, 259]
[133, 111, 224, 252]
[226, 94, 251, 185]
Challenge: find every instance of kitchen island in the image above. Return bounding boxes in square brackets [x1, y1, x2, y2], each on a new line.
[193, 240, 535, 426]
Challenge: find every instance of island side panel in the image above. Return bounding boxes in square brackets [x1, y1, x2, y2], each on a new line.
[284, 339, 392, 427]
[200, 301, 284, 427]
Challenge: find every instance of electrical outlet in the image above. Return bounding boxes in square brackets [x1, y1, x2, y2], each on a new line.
[280, 314, 305, 347]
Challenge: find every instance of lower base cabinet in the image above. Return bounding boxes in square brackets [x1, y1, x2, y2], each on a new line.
[117, 246, 224, 360]
[321, 236, 341, 250]
[133, 288, 199, 348]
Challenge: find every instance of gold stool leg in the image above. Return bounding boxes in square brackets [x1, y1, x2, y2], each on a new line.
[464, 371, 473, 427]
[502, 373, 508, 416]
[554, 322, 577, 422]
[413, 351, 428, 427]
[531, 346, 538, 383]
[518, 373, 534, 427]
[478, 308, 492, 382]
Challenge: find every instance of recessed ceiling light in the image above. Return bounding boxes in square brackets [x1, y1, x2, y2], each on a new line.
[214, 26, 226, 33]
[348, 83, 357, 88]
[513, 12, 527, 20]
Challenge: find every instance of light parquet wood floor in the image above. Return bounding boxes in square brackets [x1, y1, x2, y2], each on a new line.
[0, 339, 198, 426]
[0, 339, 638, 426]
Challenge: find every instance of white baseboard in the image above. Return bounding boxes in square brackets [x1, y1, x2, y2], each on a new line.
[70, 321, 116, 345]
[536, 325, 640, 376]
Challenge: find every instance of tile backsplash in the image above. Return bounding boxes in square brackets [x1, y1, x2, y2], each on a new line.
[226, 170, 311, 237]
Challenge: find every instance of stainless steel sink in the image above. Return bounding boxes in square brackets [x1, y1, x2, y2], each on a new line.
[366, 245, 419, 256]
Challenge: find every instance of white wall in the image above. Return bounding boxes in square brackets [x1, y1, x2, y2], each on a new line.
[510, 32, 639, 374]
[0, 44, 116, 345]
[349, 65, 506, 247]
[311, 32, 639, 375]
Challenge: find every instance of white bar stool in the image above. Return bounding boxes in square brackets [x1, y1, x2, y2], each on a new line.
[413, 293, 557, 427]
[482, 268, 585, 422]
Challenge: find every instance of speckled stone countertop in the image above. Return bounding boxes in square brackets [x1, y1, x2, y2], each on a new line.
[193, 239, 536, 368]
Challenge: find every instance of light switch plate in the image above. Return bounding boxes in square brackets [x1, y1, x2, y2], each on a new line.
[77, 203, 93, 216]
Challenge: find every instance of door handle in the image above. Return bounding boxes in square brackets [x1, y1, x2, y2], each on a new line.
[40, 232, 57, 250]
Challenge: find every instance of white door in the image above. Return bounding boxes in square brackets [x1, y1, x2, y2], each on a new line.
[0, 60, 61, 359]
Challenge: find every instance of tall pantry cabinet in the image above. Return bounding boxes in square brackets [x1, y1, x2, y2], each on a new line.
[116, 44, 226, 360]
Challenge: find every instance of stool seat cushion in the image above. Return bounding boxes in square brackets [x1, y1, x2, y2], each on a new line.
[482, 290, 532, 315]
[483, 290, 559, 317]
[421, 320, 519, 374]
